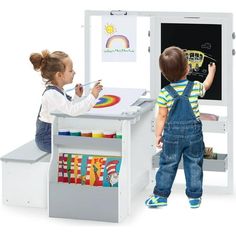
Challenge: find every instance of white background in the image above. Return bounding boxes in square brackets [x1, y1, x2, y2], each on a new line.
[0, 0, 235, 235]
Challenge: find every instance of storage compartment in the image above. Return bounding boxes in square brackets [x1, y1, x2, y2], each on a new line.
[49, 131, 126, 222]
[2, 153, 50, 208]
[49, 102, 155, 222]
[202, 117, 227, 133]
[49, 145, 127, 222]
[49, 183, 119, 222]
[153, 152, 228, 172]
[1, 140, 50, 208]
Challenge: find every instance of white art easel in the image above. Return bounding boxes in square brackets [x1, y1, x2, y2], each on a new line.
[48, 11, 234, 223]
[83, 10, 234, 193]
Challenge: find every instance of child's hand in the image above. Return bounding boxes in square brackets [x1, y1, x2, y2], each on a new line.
[208, 62, 216, 75]
[75, 84, 83, 97]
[91, 82, 103, 98]
[156, 135, 163, 148]
[204, 62, 216, 91]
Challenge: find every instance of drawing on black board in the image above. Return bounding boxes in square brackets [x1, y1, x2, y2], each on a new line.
[161, 23, 222, 100]
[184, 45, 216, 77]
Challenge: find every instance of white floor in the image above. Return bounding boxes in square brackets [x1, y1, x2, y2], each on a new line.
[0, 179, 235, 236]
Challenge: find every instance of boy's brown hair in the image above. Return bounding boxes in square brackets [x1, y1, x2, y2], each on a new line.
[159, 46, 188, 82]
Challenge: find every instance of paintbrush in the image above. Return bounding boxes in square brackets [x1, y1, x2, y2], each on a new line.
[66, 80, 102, 92]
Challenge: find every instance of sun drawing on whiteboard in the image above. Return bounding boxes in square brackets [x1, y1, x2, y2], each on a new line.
[105, 23, 116, 35]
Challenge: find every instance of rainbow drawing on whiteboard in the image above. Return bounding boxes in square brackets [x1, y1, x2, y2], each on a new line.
[106, 35, 130, 48]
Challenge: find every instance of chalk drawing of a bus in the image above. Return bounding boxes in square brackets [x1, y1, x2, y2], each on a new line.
[184, 50, 216, 71]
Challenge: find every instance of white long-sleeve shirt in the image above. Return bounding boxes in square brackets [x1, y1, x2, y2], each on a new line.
[39, 88, 97, 123]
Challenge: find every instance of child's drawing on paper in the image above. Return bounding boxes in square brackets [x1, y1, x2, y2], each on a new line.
[102, 16, 136, 61]
[105, 35, 130, 49]
[93, 95, 121, 108]
[88, 87, 146, 115]
[104, 23, 117, 35]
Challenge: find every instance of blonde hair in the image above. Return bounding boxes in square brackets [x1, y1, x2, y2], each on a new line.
[159, 46, 188, 82]
[29, 50, 68, 84]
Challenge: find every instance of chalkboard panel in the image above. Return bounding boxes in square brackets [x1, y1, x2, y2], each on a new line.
[161, 23, 222, 100]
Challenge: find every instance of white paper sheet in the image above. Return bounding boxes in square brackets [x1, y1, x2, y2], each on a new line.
[102, 16, 137, 62]
[87, 87, 146, 116]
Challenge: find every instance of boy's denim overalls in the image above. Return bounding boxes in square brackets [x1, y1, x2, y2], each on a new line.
[154, 81, 204, 199]
[35, 86, 71, 153]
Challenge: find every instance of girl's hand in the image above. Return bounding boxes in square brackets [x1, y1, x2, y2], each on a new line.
[75, 84, 83, 97]
[156, 135, 163, 148]
[91, 82, 103, 98]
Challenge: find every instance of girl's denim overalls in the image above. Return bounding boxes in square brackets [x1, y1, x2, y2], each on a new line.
[35, 86, 71, 153]
[154, 81, 204, 199]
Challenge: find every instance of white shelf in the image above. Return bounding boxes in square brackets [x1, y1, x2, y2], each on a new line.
[153, 152, 228, 172]
[54, 135, 122, 153]
[201, 117, 227, 133]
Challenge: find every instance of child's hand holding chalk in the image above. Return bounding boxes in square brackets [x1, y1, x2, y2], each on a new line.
[208, 62, 216, 75]
[203, 62, 216, 91]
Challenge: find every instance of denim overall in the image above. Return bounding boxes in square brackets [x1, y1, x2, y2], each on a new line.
[35, 86, 71, 153]
[154, 81, 204, 199]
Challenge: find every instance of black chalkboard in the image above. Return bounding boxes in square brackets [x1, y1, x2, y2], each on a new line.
[161, 23, 222, 100]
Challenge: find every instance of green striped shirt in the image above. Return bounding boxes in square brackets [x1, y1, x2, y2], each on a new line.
[157, 79, 205, 118]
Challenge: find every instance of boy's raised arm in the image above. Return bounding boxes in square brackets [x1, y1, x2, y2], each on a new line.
[203, 62, 216, 91]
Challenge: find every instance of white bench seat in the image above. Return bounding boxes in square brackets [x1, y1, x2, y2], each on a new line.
[1, 140, 48, 163]
[1, 140, 50, 208]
